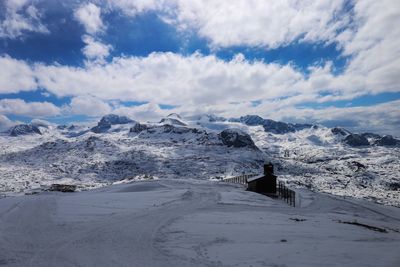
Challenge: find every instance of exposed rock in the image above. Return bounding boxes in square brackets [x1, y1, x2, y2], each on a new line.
[331, 127, 351, 136]
[166, 113, 182, 119]
[238, 115, 265, 126]
[188, 114, 227, 122]
[49, 184, 76, 192]
[344, 134, 369, 147]
[161, 124, 203, 134]
[92, 114, 134, 133]
[9, 124, 41, 136]
[130, 123, 148, 133]
[348, 161, 367, 172]
[159, 118, 187, 126]
[219, 129, 257, 149]
[375, 135, 400, 146]
[235, 115, 312, 134]
[262, 119, 296, 134]
[99, 114, 134, 125]
[91, 123, 111, 133]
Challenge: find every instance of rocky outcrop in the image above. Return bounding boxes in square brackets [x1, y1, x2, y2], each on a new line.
[234, 115, 312, 134]
[130, 123, 148, 133]
[9, 124, 41, 136]
[92, 114, 134, 133]
[159, 118, 187, 126]
[49, 184, 76, 192]
[331, 127, 351, 136]
[375, 135, 400, 146]
[219, 129, 257, 149]
[344, 134, 369, 147]
[99, 114, 134, 125]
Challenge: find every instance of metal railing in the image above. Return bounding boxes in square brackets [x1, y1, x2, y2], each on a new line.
[223, 173, 258, 185]
[278, 181, 296, 207]
[223, 174, 296, 207]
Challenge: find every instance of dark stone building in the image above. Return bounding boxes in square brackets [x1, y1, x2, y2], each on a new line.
[247, 163, 277, 195]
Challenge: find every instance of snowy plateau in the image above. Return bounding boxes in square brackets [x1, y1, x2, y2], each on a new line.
[0, 114, 399, 207]
[0, 114, 399, 266]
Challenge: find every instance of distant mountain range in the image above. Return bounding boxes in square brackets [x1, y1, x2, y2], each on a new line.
[6, 114, 399, 147]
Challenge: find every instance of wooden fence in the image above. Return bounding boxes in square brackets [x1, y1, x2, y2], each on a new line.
[278, 181, 296, 207]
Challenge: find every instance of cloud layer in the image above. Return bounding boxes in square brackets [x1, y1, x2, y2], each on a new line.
[0, 0, 49, 38]
[0, 0, 399, 135]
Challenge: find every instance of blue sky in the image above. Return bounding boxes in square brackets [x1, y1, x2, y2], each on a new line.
[0, 0, 399, 135]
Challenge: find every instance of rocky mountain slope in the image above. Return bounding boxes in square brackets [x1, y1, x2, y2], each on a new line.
[0, 114, 399, 206]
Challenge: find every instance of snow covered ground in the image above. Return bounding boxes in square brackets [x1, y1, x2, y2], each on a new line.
[0, 179, 399, 266]
[0, 114, 399, 207]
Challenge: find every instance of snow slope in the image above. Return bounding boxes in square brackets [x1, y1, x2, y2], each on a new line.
[0, 179, 399, 266]
[248, 126, 400, 206]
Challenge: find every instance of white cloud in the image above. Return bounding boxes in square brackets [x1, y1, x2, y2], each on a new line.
[33, 52, 305, 105]
[113, 102, 168, 122]
[66, 95, 112, 117]
[82, 35, 112, 61]
[31, 118, 54, 127]
[0, 114, 16, 131]
[336, 0, 400, 95]
[73, 3, 113, 62]
[105, 0, 349, 49]
[271, 100, 400, 136]
[0, 98, 61, 117]
[0, 0, 399, 134]
[103, 0, 165, 16]
[163, 0, 348, 49]
[0, 55, 37, 93]
[74, 2, 104, 35]
[0, 0, 49, 39]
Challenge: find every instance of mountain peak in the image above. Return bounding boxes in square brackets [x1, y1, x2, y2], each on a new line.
[9, 124, 42, 136]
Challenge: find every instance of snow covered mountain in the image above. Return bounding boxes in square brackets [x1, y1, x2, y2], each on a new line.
[0, 114, 399, 206]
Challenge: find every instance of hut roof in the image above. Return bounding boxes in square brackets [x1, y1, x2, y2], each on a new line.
[247, 174, 277, 183]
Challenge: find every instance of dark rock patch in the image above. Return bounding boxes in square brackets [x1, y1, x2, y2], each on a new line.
[219, 129, 257, 149]
[49, 184, 77, 192]
[9, 124, 41, 136]
[344, 134, 369, 147]
[375, 135, 399, 146]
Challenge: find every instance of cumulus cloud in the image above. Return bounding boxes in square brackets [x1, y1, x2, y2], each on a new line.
[73, 3, 113, 62]
[66, 95, 112, 117]
[0, 114, 16, 131]
[105, 0, 348, 49]
[164, 0, 348, 49]
[30, 118, 54, 127]
[0, 55, 37, 93]
[336, 0, 400, 95]
[0, 0, 49, 38]
[0, 98, 61, 117]
[1, 0, 399, 134]
[82, 35, 112, 61]
[113, 102, 168, 122]
[103, 0, 165, 16]
[33, 52, 305, 104]
[272, 100, 400, 136]
[74, 2, 104, 34]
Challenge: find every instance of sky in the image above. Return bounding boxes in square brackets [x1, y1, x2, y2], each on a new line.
[0, 0, 399, 135]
